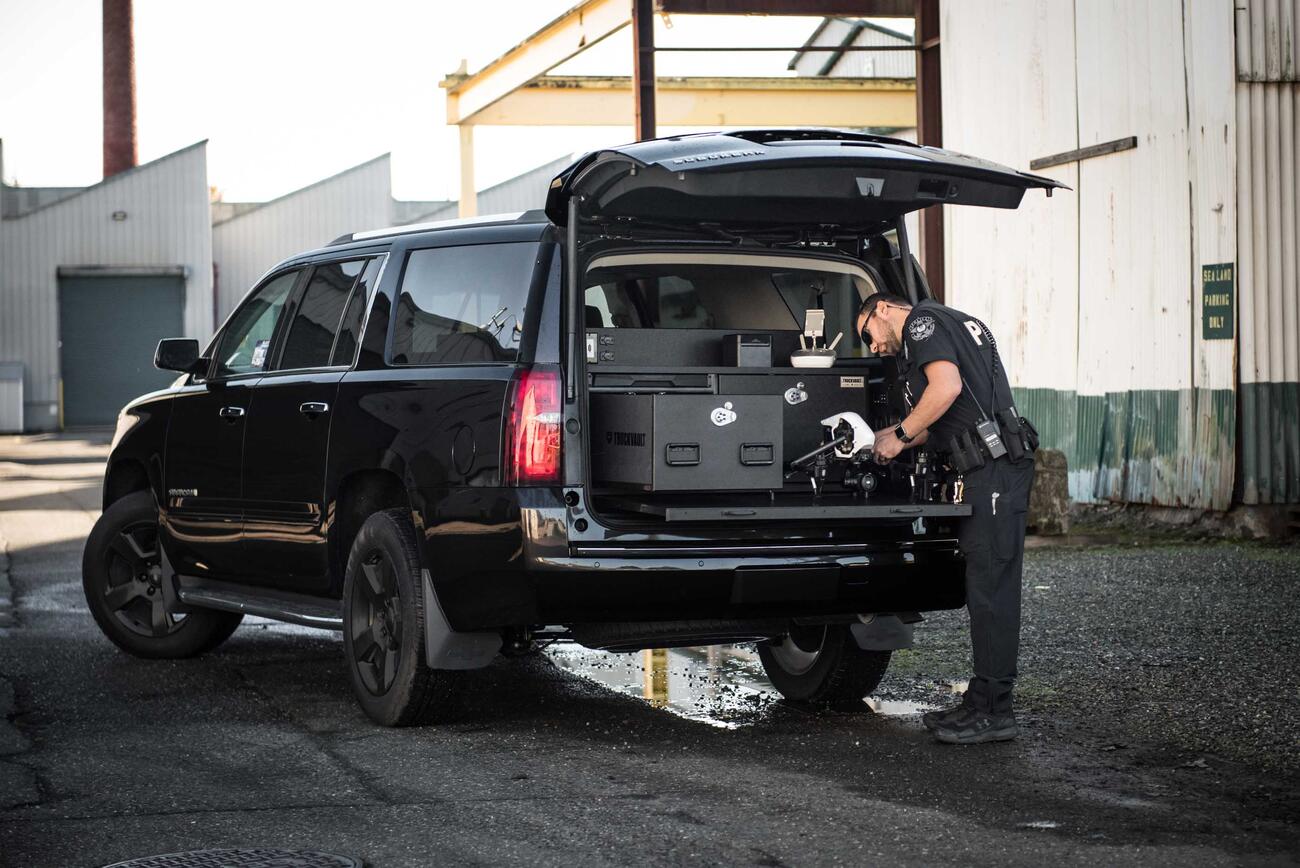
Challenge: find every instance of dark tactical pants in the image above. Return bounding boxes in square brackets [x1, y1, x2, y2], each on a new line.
[957, 455, 1036, 715]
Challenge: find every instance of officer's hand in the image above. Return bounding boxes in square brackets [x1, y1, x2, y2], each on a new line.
[874, 428, 904, 463]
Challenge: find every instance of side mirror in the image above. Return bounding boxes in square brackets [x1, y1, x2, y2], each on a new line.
[154, 338, 207, 374]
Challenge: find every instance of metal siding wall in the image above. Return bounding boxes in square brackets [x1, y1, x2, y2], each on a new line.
[1236, 0, 1300, 503]
[401, 155, 574, 225]
[211, 156, 392, 323]
[941, 0, 1082, 483]
[791, 19, 915, 79]
[479, 154, 575, 214]
[942, 0, 1238, 509]
[1185, 0, 1240, 506]
[0, 143, 212, 431]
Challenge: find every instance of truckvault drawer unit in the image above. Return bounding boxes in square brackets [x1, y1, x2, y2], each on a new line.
[591, 393, 783, 491]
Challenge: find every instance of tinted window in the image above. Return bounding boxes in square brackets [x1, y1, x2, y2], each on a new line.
[213, 270, 300, 377]
[583, 263, 803, 331]
[391, 242, 538, 365]
[278, 260, 365, 370]
[330, 257, 383, 367]
[772, 270, 879, 359]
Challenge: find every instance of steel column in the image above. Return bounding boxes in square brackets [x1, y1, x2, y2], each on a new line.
[634, 0, 657, 140]
[915, 0, 944, 301]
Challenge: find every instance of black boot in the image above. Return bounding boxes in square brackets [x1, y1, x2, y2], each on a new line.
[921, 693, 973, 732]
[930, 706, 1018, 744]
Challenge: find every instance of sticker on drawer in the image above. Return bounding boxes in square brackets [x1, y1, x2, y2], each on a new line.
[840, 376, 865, 389]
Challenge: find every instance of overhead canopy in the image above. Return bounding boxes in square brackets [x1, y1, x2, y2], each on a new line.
[546, 129, 1066, 229]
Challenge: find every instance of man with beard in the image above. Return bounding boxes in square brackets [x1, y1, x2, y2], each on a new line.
[856, 291, 1037, 744]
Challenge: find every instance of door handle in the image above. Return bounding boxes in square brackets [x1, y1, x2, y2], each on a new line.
[218, 406, 246, 419]
[299, 402, 330, 416]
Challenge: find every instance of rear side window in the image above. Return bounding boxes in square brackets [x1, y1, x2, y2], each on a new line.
[278, 259, 366, 370]
[330, 257, 383, 367]
[390, 242, 538, 365]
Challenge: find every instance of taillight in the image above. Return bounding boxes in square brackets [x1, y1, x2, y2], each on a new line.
[504, 366, 563, 486]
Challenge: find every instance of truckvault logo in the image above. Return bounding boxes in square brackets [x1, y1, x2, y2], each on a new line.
[168, 488, 198, 497]
[605, 431, 647, 447]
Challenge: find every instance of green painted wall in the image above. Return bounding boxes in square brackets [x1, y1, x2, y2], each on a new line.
[1238, 382, 1300, 505]
[1013, 387, 1237, 510]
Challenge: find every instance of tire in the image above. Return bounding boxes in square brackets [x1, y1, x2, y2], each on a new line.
[758, 624, 892, 707]
[82, 491, 243, 659]
[342, 508, 462, 726]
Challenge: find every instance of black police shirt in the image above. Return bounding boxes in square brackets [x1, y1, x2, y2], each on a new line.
[898, 300, 1006, 450]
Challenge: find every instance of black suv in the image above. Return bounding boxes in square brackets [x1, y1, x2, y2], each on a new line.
[84, 129, 1059, 725]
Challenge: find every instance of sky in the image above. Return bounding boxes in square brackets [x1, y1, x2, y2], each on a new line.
[0, 1, 915, 203]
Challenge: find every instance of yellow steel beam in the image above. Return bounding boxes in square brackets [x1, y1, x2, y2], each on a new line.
[442, 0, 631, 125]
[467, 75, 917, 127]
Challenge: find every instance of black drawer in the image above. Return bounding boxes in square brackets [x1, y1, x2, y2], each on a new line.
[591, 394, 783, 491]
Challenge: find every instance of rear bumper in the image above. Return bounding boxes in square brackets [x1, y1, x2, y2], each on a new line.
[420, 487, 966, 631]
[440, 539, 966, 630]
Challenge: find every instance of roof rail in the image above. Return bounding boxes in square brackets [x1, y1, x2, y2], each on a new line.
[328, 210, 546, 246]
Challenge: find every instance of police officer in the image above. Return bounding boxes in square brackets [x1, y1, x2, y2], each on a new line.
[856, 291, 1037, 744]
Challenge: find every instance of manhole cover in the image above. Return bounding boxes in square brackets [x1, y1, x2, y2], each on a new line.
[102, 849, 363, 868]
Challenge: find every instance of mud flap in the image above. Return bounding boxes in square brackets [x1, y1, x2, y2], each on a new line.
[422, 569, 501, 669]
[850, 614, 914, 651]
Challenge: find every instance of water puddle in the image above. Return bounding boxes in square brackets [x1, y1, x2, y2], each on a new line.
[547, 643, 946, 729]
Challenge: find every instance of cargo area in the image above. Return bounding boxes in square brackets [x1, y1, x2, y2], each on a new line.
[577, 250, 971, 526]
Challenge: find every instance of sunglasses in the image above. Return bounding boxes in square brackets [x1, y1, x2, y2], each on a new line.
[860, 303, 884, 342]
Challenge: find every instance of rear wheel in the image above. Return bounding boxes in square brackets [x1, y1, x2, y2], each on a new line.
[758, 624, 891, 707]
[82, 491, 243, 658]
[342, 508, 462, 726]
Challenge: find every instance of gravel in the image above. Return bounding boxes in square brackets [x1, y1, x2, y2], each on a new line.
[879, 541, 1300, 773]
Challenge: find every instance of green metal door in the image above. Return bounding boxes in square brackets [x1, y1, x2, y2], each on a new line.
[58, 274, 185, 427]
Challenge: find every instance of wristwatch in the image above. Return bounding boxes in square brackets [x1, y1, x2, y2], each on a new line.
[894, 423, 914, 444]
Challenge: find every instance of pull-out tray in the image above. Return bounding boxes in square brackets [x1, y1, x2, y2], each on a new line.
[603, 493, 972, 523]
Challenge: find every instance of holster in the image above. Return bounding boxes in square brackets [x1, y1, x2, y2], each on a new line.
[995, 408, 1039, 460]
[946, 431, 987, 473]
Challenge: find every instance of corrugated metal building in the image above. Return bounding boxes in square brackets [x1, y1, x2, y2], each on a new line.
[789, 18, 916, 79]
[940, 0, 1296, 510]
[0, 141, 212, 430]
[411, 154, 575, 224]
[211, 154, 394, 322]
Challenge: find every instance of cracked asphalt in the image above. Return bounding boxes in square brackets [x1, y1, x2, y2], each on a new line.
[1, 433, 1297, 867]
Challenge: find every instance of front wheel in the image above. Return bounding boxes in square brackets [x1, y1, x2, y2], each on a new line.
[342, 509, 462, 726]
[82, 491, 243, 658]
[758, 625, 891, 707]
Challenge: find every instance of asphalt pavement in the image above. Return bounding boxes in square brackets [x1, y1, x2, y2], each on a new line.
[0, 433, 1297, 867]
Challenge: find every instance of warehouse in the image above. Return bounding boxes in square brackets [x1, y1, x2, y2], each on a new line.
[939, 0, 1297, 510]
[0, 141, 212, 431]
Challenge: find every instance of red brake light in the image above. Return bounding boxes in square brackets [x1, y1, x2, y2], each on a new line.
[505, 366, 563, 486]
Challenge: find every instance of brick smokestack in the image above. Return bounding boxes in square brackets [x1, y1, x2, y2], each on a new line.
[102, 0, 137, 178]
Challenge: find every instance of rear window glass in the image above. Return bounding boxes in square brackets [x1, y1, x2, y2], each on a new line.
[278, 259, 366, 370]
[391, 242, 539, 365]
[583, 260, 876, 358]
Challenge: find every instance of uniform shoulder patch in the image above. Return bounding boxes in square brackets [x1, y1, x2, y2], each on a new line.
[907, 315, 936, 342]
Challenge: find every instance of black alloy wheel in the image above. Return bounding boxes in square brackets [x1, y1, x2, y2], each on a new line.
[757, 623, 892, 707]
[102, 519, 185, 639]
[82, 491, 243, 658]
[341, 508, 464, 726]
[348, 551, 404, 696]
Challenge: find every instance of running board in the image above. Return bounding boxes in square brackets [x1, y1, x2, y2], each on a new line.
[176, 578, 343, 631]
